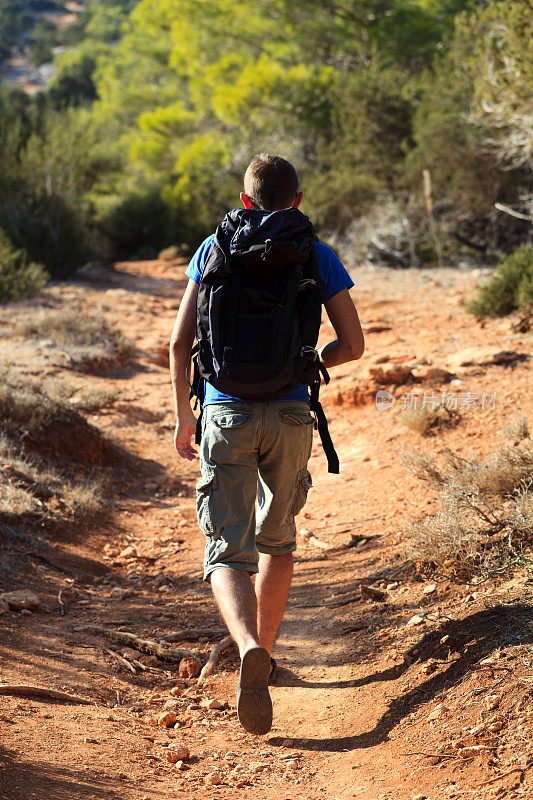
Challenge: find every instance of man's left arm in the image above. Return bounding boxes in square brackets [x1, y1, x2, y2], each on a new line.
[318, 288, 365, 367]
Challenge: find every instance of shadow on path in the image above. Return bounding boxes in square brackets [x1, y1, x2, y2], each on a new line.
[269, 602, 533, 752]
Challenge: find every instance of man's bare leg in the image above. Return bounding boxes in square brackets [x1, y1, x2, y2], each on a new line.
[210, 567, 260, 657]
[255, 552, 294, 655]
[210, 566, 272, 734]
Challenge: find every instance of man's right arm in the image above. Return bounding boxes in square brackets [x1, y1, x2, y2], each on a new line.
[319, 288, 365, 368]
[170, 278, 199, 460]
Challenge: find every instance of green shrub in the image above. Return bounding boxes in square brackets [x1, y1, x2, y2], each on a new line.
[467, 246, 533, 318]
[0, 229, 48, 304]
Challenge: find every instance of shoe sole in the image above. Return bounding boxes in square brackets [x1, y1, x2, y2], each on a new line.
[237, 646, 272, 734]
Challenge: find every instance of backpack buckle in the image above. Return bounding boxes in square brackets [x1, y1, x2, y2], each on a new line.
[261, 239, 273, 261]
[300, 346, 318, 361]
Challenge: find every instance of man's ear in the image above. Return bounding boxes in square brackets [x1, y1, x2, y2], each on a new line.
[240, 192, 253, 209]
[292, 191, 303, 209]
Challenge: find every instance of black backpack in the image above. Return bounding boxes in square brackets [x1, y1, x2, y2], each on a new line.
[190, 207, 339, 473]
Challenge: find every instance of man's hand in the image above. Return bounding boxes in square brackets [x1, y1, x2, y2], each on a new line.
[174, 413, 198, 461]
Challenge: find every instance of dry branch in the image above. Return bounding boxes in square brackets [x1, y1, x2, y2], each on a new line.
[72, 625, 197, 662]
[197, 635, 234, 686]
[58, 589, 65, 616]
[0, 685, 92, 704]
[105, 648, 137, 674]
[160, 628, 227, 643]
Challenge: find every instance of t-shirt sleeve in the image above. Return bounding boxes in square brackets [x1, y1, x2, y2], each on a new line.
[185, 234, 216, 284]
[314, 242, 354, 302]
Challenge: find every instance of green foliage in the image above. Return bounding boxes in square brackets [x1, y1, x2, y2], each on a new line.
[97, 188, 185, 258]
[467, 246, 533, 318]
[0, 98, 116, 276]
[0, 229, 48, 304]
[0, 0, 32, 63]
[30, 18, 59, 66]
[1, 0, 532, 263]
[49, 43, 108, 107]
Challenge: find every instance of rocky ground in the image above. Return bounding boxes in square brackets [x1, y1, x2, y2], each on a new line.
[0, 256, 532, 800]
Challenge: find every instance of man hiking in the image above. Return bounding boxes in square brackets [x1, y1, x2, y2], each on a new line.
[170, 154, 364, 735]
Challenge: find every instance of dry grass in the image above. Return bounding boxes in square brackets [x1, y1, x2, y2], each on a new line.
[0, 373, 116, 453]
[399, 406, 438, 434]
[399, 404, 461, 436]
[14, 308, 135, 372]
[402, 417, 533, 578]
[0, 433, 103, 519]
[0, 372, 111, 521]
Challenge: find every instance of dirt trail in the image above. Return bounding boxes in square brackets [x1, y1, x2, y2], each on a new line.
[1, 258, 532, 800]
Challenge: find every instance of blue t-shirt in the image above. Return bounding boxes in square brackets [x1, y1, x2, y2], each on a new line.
[186, 234, 354, 405]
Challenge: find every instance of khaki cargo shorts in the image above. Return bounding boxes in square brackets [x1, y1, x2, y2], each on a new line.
[196, 401, 313, 580]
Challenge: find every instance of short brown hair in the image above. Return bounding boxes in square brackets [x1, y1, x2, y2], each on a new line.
[244, 154, 299, 211]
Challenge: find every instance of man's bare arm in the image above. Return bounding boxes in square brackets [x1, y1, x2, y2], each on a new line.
[318, 288, 365, 368]
[170, 279, 199, 460]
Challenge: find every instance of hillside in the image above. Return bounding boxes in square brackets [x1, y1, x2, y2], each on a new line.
[0, 257, 531, 800]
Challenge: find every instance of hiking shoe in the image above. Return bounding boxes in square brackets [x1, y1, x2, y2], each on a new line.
[237, 646, 272, 735]
[268, 656, 278, 685]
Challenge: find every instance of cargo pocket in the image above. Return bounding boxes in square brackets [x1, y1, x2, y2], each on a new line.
[196, 470, 219, 538]
[291, 468, 312, 517]
[211, 411, 252, 429]
[280, 410, 314, 427]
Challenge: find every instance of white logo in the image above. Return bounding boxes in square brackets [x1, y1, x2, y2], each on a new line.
[375, 389, 395, 412]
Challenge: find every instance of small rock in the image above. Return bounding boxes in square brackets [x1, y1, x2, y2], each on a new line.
[427, 704, 447, 721]
[138, 655, 161, 668]
[205, 771, 223, 785]
[166, 745, 190, 763]
[360, 585, 388, 602]
[286, 759, 299, 771]
[412, 795, 427, 800]
[411, 366, 454, 385]
[459, 745, 490, 757]
[386, 582, 399, 590]
[484, 695, 500, 711]
[423, 583, 437, 595]
[110, 587, 135, 600]
[201, 698, 225, 710]
[83, 737, 99, 744]
[163, 699, 180, 712]
[179, 657, 201, 678]
[368, 364, 413, 386]
[169, 686, 183, 698]
[488, 721, 504, 732]
[0, 590, 40, 612]
[118, 546, 137, 559]
[470, 723, 485, 735]
[450, 739, 464, 749]
[157, 711, 177, 728]
[407, 614, 426, 627]
[248, 762, 267, 773]
[282, 738, 295, 747]
[0, 598, 9, 614]
[174, 760, 186, 770]
[447, 347, 525, 369]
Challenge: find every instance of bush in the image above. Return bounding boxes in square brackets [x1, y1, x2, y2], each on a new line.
[402, 418, 533, 578]
[0, 229, 48, 304]
[467, 245, 533, 318]
[15, 307, 135, 371]
[97, 189, 187, 259]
